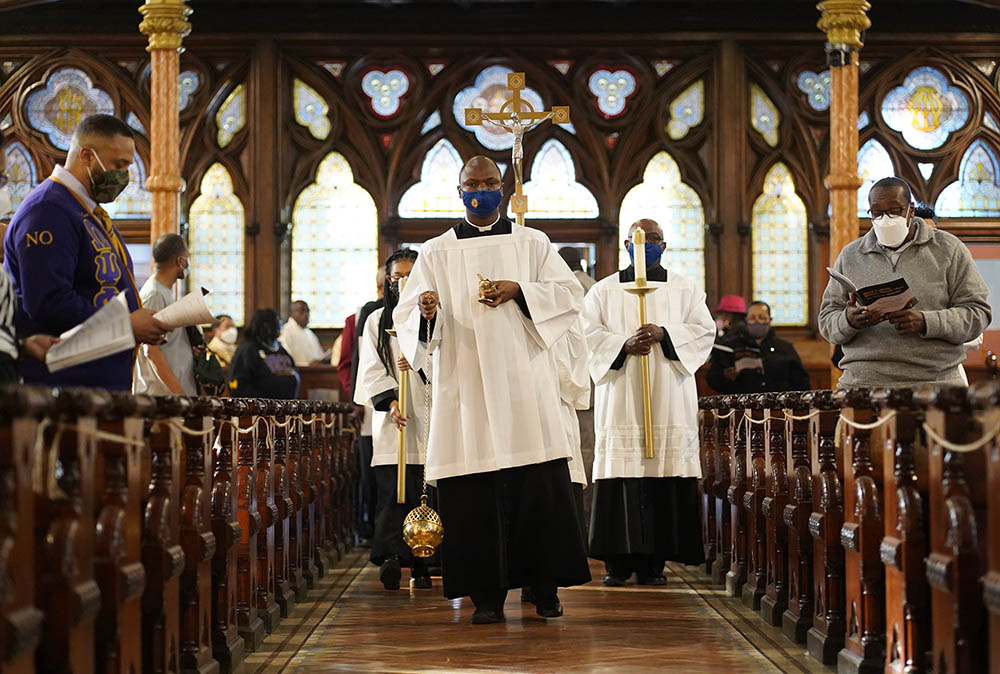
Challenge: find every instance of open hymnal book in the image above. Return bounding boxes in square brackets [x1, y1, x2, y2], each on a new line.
[154, 287, 214, 329]
[711, 342, 764, 373]
[46, 291, 136, 372]
[826, 267, 916, 314]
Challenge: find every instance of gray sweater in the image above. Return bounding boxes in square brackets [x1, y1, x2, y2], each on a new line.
[818, 218, 991, 388]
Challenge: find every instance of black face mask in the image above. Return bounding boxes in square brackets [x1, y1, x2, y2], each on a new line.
[87, 149, 130, 203]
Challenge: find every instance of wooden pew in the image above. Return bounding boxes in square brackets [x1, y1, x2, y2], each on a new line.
[0, 385, 48, 673]
[94, 392, 152, 674]
[973, 382, 1000, 674]
[211, 398, 245, 673]
[779, 391, 813, 644]
[270, 402, 296, 618]
[837, 387, 887, 674]
[727, 394, 749, 597]
[698, 398, 718, 576]
[760, 393, 788, 626]
[234, 399, 265, 650]
[920, 386, 988, 674]
[253, 400, 280, 634]
[806, 389, 846, 665]
[742, 395, 768, 610]
[178, 397, 222, 674]
[712, 396, 732, 586]
[285, 402, 308, 602]
[874, 387, 930, 674]
[304, 402, 328, 579]
[334, 402, 358, 552]
[298, 405, 319, 589]
[36, 389, 104, 672]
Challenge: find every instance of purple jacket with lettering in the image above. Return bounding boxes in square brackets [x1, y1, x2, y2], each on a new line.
[3, 178, 139, 390]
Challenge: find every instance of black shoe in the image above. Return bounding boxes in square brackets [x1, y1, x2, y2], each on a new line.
[471, 608, 505, 624]
[535, 598, 564, 618]
[636, 574, 667, 586]
[379, 557, 402, 590]
[520, 586, 535, 604]
[602, 574, 629, 587]
[411, 574, 432, 589]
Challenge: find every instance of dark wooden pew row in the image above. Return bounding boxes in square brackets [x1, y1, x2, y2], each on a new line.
[695, 386, 998, 672]
[0, 386, 356, 674]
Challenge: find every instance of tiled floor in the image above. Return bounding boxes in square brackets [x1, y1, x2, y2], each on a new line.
[244, 552, 829, 673]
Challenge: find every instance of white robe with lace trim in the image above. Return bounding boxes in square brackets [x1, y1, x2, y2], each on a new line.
[553, 318, 591, 486]
[393, 225, 583, 482]
[582, 271, 714, 480]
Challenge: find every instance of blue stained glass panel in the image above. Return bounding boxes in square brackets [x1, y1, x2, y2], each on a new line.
[587, 69, 636, 118]
[935, 139, 1000, 217]
[857, 139, 895, 217]
[178, 71, 200, 112]
[292, 78, 331, 140]
[750, 84, 780, 147]
[510, 139, 597, 219]
[362, 70, 410, 118]
[881, 66, 970, 151]
[667, 80, 704, 140]
[188, 164, 245, 324]
[453, 65, 546, 151]
[421, 110, 441, 135]
[26, 67, 115, 150]
[752, 163, 808, 326]
[2, 140, 36, 216]
[398, 138, 465, 218]
[796, 70, 832, 111]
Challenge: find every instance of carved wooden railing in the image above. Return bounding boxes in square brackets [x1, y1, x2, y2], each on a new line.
[697, 386, 998, 672]
[0, 385, 357, 674]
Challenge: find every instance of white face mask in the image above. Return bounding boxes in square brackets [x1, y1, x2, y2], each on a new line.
[220, 326, 238, 344]
[0, 186, 11, 217]
[872, 214, 910, 248]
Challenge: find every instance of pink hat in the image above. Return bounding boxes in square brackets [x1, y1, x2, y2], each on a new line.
[714, 295, 747, 314]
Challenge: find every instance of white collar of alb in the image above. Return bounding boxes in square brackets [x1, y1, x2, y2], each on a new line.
[464, 213, 501, 231]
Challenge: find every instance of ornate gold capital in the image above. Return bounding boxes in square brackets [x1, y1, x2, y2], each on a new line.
[816, 0, 872, 50]
[138, 0, 193, 52]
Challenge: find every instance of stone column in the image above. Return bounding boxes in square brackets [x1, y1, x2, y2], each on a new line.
[817, 0, 871, 384]
[138, 0, 192, 243]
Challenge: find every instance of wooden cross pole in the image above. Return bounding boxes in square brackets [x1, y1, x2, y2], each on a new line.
[464, 71, 570, 226]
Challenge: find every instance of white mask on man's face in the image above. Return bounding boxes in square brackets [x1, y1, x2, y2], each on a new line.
[220, 326, 238, 344]
[872, 213, 910, 248]
[0, 186, 11, 217]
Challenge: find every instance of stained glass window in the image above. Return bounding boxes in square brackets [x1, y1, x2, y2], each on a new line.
[2, 141, 37, 215]
[188, 163, 245, 324]
[398, 138, 465, 218]
[511, 139, 598, 219]
[985, 112, 1000, 134]
[0, 114, 10, 131]
[125, 111, 146, 135]
[291, 152, 378, 328]
[918, 163, 935, 180]
[25, 67, 114, 150]
[935, 139, 1000, 217]
[858, 111, 871, 130]
[882, 66, 970, 151]
[857, 139, 895, 217]
[453, 65, 545, 151]
[292, 78, 331, 140]
[751, 163, 808, 326]
[362, 70, 410, 118]
[421, 110, 441, 135]
[178, 71, 200, 112]
[216, 84, 246, 149]
[667, 80, 704, 140]
[587, 69, 636, 118]
[750, 84, 780, 147]
[796, 70, 832, 111]
[104, 152, 152, 220]
[619, 151, 705, 288]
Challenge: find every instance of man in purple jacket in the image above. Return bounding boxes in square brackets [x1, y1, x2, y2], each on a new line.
[3, 114, 166, 390]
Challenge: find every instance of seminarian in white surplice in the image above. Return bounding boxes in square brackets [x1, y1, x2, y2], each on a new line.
[393, 156, 590, 625]
[582, 219, 715, 586]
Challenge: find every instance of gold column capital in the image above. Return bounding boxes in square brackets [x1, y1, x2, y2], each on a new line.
[138, 0, 193, 52]
[816, 0, 872, 50]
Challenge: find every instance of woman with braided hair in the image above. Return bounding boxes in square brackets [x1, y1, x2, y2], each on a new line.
[354, 248, 436, 590]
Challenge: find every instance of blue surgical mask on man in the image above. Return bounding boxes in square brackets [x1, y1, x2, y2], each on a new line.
[462, 189, 503, 218]
[627, 241, 664, 269]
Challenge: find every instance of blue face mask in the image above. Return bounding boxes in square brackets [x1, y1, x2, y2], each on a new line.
[627, 242, 664, 268]
[462, 189, 503, 217]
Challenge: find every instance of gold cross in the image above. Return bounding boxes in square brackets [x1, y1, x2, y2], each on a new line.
[464, 72, 570, 226]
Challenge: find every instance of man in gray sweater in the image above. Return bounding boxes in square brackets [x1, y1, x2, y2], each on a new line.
[819, 177, 991, 388]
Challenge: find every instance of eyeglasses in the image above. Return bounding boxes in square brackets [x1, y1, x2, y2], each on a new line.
[867, 206, 907, 219]
[389, 273, 411, 283]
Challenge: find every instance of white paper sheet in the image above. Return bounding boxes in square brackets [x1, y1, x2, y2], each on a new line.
[46, 292, 136, 372]
[154, 287, 214, 329]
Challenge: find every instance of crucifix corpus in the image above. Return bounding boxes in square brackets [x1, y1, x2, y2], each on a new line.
[464, 71, 571, 226]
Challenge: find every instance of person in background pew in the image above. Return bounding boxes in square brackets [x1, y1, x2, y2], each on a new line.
[819, 176, 991, 387]
[354, 248, 436, 591]
[280, 300, 325, 366]
[582, 218, 715, 586]
[228, 308, 300, 399]
[712, 295, 746, 338]
[706, 300, 811, 393]
[207, 313, 238, 367]
[3, 114, 167, 390]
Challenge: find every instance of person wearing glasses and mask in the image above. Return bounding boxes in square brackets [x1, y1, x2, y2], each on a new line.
[819, 176, 991, 388]
[3, 114, 167, 390]
[707, 300, 811, 393]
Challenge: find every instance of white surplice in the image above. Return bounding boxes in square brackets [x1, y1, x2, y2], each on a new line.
[353, 308, 428, 467]
[553, 318, 591, 487]
[582, 270, 715, 480]
[393, 224, 584, 482]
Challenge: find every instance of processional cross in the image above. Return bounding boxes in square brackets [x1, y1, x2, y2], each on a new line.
[464, 72, 570, 226]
